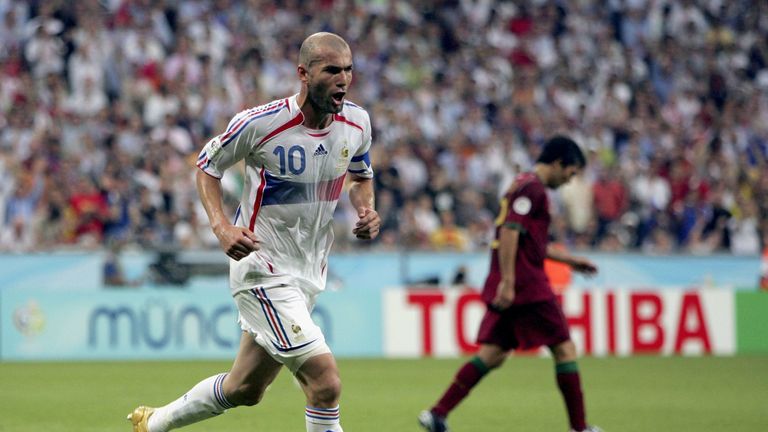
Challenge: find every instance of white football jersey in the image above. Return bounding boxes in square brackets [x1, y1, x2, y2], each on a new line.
[197, 95, 373, 295]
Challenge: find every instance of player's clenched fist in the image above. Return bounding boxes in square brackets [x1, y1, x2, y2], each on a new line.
[213, 224, 260, 260]
[352, 207, 381, 240]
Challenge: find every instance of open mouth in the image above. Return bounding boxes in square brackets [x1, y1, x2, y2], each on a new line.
[332, 92, 345, 105]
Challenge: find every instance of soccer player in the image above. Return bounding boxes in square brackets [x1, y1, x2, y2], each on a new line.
[419, 136, 601, 432]
[127, 32, 380, 432]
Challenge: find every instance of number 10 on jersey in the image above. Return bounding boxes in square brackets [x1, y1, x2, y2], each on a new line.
[273, 145, 306, 175]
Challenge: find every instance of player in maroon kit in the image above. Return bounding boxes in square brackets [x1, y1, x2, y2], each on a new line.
[419, 136, 602, 432]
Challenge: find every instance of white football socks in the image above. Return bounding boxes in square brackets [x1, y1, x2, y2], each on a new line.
[148, 373, 235, 432]
[305, 405, 343, 431]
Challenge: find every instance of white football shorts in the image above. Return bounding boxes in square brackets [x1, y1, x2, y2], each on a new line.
[234, 284, 330, 373]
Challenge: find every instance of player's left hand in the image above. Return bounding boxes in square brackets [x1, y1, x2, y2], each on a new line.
[571, 257, 598, 276]
[353, 207, 381, 240]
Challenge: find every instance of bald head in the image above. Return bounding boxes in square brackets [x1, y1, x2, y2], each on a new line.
[299, 32, 350, 69]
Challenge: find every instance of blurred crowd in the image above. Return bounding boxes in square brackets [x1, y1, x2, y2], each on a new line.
[0, 0, 767, 256]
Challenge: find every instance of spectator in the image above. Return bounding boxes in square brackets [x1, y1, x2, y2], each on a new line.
[0, 1, 765, 255]
[143, 83, 180, 128]
[592, 165, 628, 244]
[64, 76, 108, 118]
[23, 21, 64, 79]
[413, 194, 440, 242]
[67, 41, 105, 98]
[729, 199, 761, 256]
[430, 210, 470, 252]
[68, 175, 108, 246]
[1, 166, 44, 251]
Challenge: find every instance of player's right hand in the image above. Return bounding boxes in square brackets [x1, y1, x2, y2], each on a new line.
[492, 279, 515, 311]
[213, 225, 260, 261]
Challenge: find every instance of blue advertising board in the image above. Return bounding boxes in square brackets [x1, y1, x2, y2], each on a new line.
[0, 251, 761, 360]
[2, 289, 241, 360]
[1, 287, 383, 361]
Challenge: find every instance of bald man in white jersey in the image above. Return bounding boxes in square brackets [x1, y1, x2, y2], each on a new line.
[127, 32, 381, 432]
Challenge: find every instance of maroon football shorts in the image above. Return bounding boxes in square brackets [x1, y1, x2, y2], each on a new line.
[476, 298, 571, 351]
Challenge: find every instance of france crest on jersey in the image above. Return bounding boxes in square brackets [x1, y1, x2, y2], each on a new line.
[197, 95, 373, 295]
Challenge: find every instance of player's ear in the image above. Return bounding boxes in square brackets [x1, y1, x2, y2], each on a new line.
[297, 64, 309, 84]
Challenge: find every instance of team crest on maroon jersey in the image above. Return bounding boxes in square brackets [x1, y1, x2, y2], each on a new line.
[512, 196, 532, 215]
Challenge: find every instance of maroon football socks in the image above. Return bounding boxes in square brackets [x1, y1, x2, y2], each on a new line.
[555, 361, 587, 431]
[432, 356, 490, 417]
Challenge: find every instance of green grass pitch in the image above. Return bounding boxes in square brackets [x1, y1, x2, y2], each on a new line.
[1, 356, 766, 431]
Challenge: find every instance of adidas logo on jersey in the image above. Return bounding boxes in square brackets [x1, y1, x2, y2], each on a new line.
[314, 144, 328, 156]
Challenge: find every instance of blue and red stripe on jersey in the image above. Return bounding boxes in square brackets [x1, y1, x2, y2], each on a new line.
[333, 113, 363, 132]
[219, 100, 288, 147]
[256, 113, 304, 148]
[259, 172, 346, 207]
[249, 167, 268, 231]
[196, 103, 288, 172]
[197, 150, 210, 170]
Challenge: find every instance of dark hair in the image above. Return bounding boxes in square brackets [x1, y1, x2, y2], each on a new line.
[536, 135, 586, 168]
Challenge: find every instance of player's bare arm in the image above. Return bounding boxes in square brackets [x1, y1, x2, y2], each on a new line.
[348, 176, 380, 240]
[546, 245, 598, 276]
[493, 226, 520, 310]
[196, 169, 259, 260]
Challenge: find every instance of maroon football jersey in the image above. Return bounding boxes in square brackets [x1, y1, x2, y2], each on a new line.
[482, 172, 553, 305]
